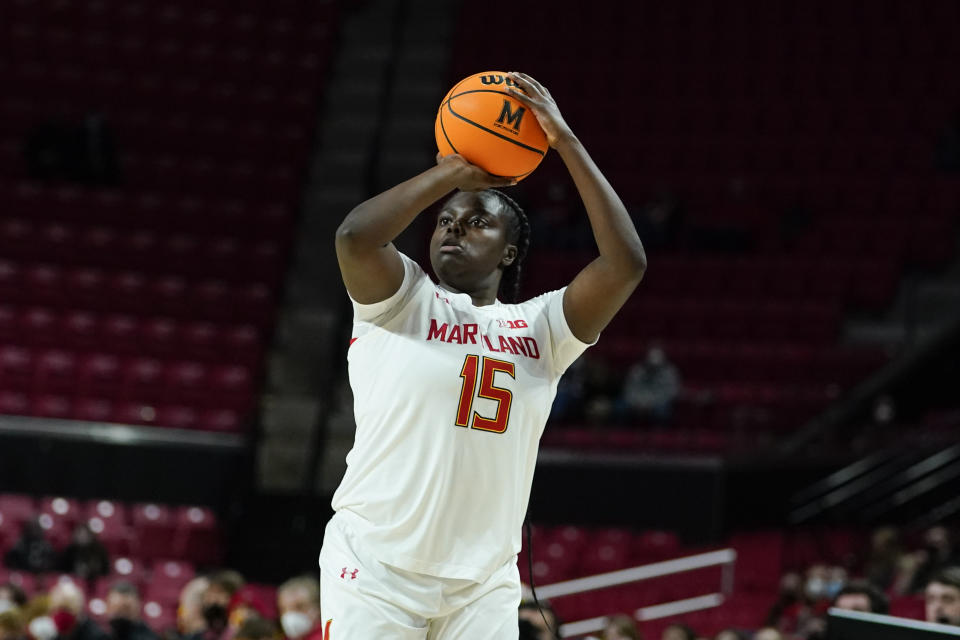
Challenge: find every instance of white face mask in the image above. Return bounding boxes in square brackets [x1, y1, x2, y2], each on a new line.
[281, 611, 314, 639]
[30, 616, 59, 640]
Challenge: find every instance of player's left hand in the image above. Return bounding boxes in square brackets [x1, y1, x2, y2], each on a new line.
[506, 72, 574, 149]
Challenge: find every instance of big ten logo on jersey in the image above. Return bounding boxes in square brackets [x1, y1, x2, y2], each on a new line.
[497, 319, 528, 329]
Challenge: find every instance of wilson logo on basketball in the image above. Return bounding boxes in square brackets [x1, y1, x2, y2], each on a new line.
[479, 74, 522, 88]
[495, 100, 525, 133]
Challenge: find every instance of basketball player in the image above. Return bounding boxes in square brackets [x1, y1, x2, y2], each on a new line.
[322, 71, 646, 639]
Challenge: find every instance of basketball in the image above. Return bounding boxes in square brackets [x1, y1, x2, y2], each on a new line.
[435, 71, 549, 181]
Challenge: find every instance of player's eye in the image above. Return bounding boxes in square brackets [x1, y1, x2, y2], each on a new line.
[438, 216, 451, 226]
[470, 217, 487, 227]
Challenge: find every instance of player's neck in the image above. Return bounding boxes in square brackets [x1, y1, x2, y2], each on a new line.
[438, 276, 500, 307]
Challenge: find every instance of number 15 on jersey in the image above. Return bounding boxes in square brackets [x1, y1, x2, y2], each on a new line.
[455, 355, 516, 434]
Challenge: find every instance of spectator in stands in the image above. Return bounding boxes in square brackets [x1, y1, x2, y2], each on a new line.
[925, 566, 960, 626]
[177, 577, 210, 637]
[602, 614, 640, 639]
[276, 577, 322, 640]
[712, 631, 745, 640]
[661, 624, 696, 640]
[583, 354, 620, 424]
[232, 618, 276, 640]
[197, 571, 244, 640]
[753, 630, 783, 640]
[59, 524, 110, 582]
[0, 584, 27, 613]
[832, 580, 889, 614]
[4, 520, 56, 574]
[863, 526, 902, 591]
[105, 582, 156, 640]
[518, 601, 558, 640]
[48, 579, 107, 640]
[225, 587, 271, 639]
[619, 344, 681, 424]
[908, 526, 960, 594]
[0, 608, 25, 640]
[550, 355, 586, 421]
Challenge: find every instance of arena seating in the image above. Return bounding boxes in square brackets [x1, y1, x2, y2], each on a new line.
[0, 0, 340, 432]
[450, 0, 960, 451]
[0, 492, 239, 631]
[517, 522, 928, 638]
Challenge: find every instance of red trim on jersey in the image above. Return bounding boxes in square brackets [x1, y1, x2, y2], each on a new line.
[349, 338, 357, 346]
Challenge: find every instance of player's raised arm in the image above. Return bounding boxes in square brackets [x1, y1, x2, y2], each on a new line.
[335, 156, 514, 304]
[506, 72, 647, 344]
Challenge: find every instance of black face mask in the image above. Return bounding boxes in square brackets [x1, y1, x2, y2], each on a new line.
[109, 618, 135, 639]
[202, 604, 228, 632]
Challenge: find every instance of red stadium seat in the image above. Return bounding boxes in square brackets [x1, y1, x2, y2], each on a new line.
[131, 503, 176, 560]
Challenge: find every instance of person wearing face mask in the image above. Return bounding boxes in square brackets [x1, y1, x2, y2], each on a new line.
[48, 580, 108, 640]
[276, 578, 322, 640]
[619, 343, 681, 425]
[104, 583, 156, 640]
[194, 572, 244, 640]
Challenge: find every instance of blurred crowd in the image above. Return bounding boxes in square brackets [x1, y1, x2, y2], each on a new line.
[0, 569, 323, 640]
[552, 345, 682, 427]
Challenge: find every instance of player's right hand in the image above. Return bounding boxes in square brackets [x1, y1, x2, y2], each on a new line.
[436, 153, 516, 191]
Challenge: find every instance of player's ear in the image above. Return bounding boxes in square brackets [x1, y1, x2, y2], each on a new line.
[501, 243, 517, 267]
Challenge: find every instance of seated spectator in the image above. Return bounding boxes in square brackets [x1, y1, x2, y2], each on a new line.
[199, 571, 244, 640]
[232, 619, 275, 640]
[59, 524, 110, 581]
[276, 577, 322, 640]
[754, 630, 783, 640]
[550, 356, 587, 421]
[619, 344, 681, 424]
[4, 520, 56, 574]
[178, 577, 210, 637]
[661, 624, 696, 640]
[863, 526, 902, 591]
[48, 579, 108, 640]
[105, 582, 157, 640]
[0, 584, 27, 614]
[832, 580, 889, 614]
[518, 601, 558, 640]
[603, 614, 640, 639]
[909, 526, 960, 594]
[713, 631, 745, 640]
[0, 609, 26, 640]
[225, 587, 271, 637]
[925, 566, 960, 626]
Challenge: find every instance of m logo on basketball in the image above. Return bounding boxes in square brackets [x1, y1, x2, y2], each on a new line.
[496, 99, 525, 132]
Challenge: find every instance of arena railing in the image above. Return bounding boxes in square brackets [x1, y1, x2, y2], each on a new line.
[535, 548, 737, 638]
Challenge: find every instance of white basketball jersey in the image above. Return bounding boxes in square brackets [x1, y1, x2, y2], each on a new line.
[331, 252, 592, 582]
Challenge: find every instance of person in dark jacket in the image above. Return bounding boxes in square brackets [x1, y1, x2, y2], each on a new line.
[4, 520, 56, 574]
[59, 524, 110, 581]
[105, 583, 157, 640]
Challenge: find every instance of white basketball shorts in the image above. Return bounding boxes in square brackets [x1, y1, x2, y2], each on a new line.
[318, 515, 521, 639]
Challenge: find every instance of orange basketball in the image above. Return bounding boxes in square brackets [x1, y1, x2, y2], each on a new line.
[435, 71, 548, 181]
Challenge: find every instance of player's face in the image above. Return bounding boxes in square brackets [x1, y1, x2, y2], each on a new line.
[429, 192, 517, 294]
[926, 582, 960, 625]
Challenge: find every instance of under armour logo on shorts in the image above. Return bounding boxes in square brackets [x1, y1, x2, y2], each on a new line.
[340, 567, 359, 579]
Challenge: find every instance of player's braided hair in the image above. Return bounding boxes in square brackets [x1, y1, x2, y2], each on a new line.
[486, 188, 530, 304]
